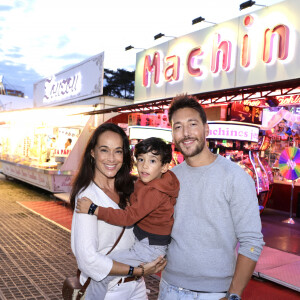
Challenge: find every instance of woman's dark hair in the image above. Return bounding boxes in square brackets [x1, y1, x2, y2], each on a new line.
[70, 123, 134, 210]
[168, 94, 207, 124]
[134, 137, 172, 165]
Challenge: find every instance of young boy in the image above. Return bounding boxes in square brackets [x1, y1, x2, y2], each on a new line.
[76, 137, 179, 298]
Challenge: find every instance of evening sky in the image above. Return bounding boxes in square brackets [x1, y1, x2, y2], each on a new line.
[0, 0, 283, 98]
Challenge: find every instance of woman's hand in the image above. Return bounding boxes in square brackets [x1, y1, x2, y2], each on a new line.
[76, 197, 93, 214]
[141, 255, 167, 276]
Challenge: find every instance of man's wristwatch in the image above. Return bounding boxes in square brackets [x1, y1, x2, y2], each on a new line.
[225, 292, 241, 300]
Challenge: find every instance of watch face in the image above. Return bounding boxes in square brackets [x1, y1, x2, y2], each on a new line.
[229, 295, 240, 300]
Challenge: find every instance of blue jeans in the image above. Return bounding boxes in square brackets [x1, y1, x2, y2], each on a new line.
[158, 278, 226, 300]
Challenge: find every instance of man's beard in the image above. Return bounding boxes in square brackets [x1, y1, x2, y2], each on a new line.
[175, 137, 205, 158]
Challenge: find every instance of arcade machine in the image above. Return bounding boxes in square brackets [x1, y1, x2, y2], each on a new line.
[242, 137, 273, 212]
[207, 122, 272, 213]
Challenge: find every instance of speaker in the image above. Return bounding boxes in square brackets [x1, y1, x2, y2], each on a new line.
[266, 97, 279, 107]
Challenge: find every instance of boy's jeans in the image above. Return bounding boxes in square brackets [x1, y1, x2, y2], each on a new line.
[158, 278, 226, 300]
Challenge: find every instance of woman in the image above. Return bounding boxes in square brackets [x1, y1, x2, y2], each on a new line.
[70, 123, 165, 300]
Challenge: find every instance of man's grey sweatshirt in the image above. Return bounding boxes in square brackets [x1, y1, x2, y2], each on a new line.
[162, 155, 264, 292]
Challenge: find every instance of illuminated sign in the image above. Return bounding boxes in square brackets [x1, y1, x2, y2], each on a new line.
[242, 100, 263, 107]
[33, 52, 104, 107]
[43, 73, 82, 103]
[135, 0, 299, 102]
[129, 126, 172, 142]
[128, 112, 170, 128]
[242, 95, 300, 107]
[143, 52, 161, 87]
[141, 17, 290, 86]
[277, 95, 300, 106]
[263, 24, 290, 63]
[207, 122, 259, 142]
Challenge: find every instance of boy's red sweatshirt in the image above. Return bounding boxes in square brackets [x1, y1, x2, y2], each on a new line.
[97, 170, 179, 236]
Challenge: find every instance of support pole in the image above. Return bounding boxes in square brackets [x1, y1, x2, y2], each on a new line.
[283, 180, 295, 224]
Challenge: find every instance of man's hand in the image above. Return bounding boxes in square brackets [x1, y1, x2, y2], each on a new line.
[76, 197, 93, 214]
[142, 255, 167, 276]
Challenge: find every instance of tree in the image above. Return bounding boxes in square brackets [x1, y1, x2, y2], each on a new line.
[103, 68, 135, 99]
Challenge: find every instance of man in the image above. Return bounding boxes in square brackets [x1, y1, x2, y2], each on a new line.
[158, 95, 264, 300]
[46, 136, 56, 162]
[65, 138, 72, 150]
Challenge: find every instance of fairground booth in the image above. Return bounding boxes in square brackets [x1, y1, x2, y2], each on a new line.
[84, 0, 300, 218]
[0, 53, 133, 193]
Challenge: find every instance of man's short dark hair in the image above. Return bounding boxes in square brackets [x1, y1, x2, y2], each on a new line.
[168, 94, 207, 124]
[134, 137, 172, 165]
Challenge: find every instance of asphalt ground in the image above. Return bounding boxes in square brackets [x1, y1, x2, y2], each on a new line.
[0, 174, 159, 300]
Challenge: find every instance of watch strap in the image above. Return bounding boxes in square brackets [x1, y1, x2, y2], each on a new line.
[88, 203, 98, 215]
[225, 292, 241, 300]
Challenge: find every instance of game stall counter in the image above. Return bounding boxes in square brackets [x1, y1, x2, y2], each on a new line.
[0, 106, 95, 193]
[0, 52, 135, 194]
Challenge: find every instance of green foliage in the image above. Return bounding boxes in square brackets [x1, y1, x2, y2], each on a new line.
[103, 68, 135, 99]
